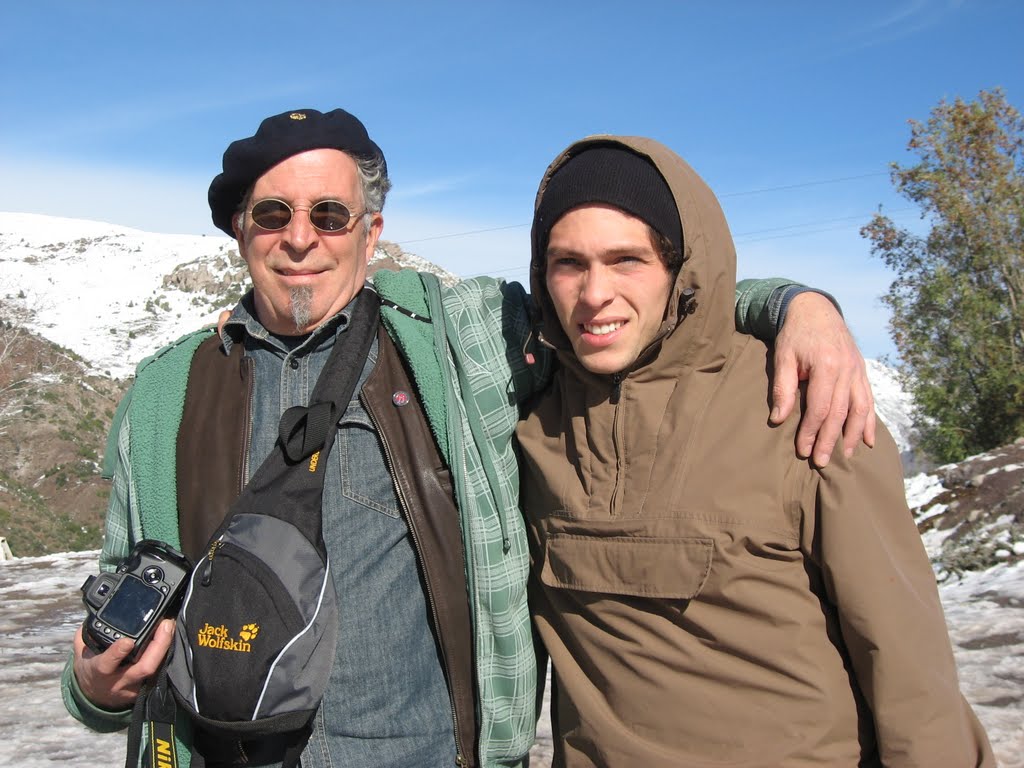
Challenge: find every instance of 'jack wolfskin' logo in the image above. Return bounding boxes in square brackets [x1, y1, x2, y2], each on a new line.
[196, 622, 255, 653]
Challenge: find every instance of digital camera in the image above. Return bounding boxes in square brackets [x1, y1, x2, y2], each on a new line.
[81, 539, 192, 662]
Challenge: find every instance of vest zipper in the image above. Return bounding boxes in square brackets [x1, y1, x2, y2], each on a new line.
[363, 394, 468, 768]
[240, 356, 255, 492]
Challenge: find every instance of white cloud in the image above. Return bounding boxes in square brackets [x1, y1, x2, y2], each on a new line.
[389, 172, 484, 201]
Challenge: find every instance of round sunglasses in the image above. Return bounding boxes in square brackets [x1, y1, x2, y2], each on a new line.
[248, 198, 366, 233]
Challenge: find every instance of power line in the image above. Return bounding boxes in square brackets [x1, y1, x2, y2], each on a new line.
[719, 172, 890, 199]
[733, 207, 915, 240]
[395, 223, 527, 246]
[393, 170, 892, 249]
[737, 222, 874, 244]
[463, 207, 921, 279]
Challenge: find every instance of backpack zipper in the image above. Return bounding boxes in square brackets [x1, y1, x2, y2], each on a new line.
[201, 540, 224, 586]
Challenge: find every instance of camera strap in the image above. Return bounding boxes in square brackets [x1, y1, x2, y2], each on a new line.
[125, 666, 179, 768]
[128, 288, 382, 768]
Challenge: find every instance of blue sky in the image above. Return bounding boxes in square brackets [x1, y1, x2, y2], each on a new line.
[2, 0, 1022, 360]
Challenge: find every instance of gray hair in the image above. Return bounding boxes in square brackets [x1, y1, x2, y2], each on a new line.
[355, 153, 389, 214]
[233, 151, 391, 232]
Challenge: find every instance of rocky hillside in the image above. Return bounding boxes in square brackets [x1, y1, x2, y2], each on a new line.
[909, 440, 1024, 577]
[0, 321, 124, 555]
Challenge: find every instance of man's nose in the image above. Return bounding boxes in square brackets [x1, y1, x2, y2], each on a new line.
[281, 206, 318, 252]
[579, 266, 613, 307]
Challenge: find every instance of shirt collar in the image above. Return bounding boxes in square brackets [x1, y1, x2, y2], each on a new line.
[220, 286, 363, 356]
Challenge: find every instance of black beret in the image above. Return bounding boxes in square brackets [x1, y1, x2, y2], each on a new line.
[535, 145, 682, 258]
[208, 108, 386, 236]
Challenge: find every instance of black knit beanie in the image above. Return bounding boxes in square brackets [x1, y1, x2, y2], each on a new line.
[534, 145, 682, 256]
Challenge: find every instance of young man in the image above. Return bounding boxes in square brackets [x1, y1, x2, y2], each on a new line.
[64, 109, 875, 767]
[518, 137, 994, 767]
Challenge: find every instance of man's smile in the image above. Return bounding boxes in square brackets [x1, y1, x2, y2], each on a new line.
[581, 320, 626, 336]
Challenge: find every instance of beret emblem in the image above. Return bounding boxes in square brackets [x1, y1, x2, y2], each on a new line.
[289, 112, 307, 120]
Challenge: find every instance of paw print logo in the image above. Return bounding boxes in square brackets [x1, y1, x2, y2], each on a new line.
[239, 623, 260, 642]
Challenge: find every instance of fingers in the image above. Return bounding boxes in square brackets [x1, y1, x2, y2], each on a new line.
[770, 345, 799, 425]
[75, 623, 134, 672]
[72, 620, 174, 709]
[796, 356, 840, 464]
[840, 363, 877, 457]
[774, 291, 879, 466]
[134, 619, 176, 674]
[74, 636, 137, 709]
[863, 406, 877, 449]
[98, 637, 138, 673]
[809, 365, 851, 468]
[216, 310, 231, 335]
[73, 623, 87, 656]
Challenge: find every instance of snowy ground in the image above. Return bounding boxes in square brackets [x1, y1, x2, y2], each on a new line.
[1, 551, 1020, 767]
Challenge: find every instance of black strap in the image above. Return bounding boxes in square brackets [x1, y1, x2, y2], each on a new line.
[126, 667, 181, 768]
[126, 677, 150, 768]
[279, 400, 334, 462]
[379, 297, 431, 323]
[228, 289, 381, 552]
[145, 669, 181, 768]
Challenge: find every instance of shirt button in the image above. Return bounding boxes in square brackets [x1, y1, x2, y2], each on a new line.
[289, 358, 299, 370]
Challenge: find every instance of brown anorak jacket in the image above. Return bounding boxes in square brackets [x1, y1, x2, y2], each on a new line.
[517, 136, 993, 767]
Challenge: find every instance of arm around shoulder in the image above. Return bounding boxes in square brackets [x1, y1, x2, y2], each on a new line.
[735, 278, 876, 467]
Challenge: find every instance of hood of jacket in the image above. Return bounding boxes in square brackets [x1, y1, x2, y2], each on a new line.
[529, 135, 737, 383]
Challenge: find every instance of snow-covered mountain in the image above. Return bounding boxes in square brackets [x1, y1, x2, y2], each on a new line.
[0, 212, 459, 379]
[866, 357, 916, 455]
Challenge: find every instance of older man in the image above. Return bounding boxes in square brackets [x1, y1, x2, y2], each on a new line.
[63, 109, 873, 767]
[519, 136, 993, 766]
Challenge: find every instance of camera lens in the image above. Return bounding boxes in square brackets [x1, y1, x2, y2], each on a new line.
[143, 566, 164, 584]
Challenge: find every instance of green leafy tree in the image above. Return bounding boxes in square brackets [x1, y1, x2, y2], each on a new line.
[862, 88, 1024, 462]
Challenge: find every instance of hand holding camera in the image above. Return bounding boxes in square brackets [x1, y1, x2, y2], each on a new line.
[80, 540, 191, 661]
[73, 617, 176, 709]
[74, 540, 191, 709]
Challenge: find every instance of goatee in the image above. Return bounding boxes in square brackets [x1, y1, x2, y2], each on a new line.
[290, 286, 314, 332]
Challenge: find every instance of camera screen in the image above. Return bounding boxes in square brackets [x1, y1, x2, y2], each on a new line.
[97, 575, 163, 636]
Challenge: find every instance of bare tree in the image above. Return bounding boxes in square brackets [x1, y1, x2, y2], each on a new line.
[0, 294, 44, 437]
